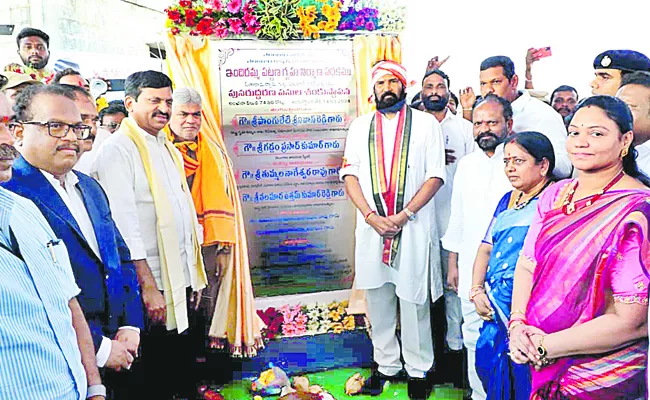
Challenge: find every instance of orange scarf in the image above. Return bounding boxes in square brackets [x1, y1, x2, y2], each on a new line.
[167, 129, 236, 245]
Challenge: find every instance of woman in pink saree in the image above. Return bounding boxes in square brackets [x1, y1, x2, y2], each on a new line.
[508, 96, 650, 399]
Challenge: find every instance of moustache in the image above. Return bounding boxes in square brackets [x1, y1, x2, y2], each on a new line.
[381, 92, 397, 100]
[152, 111, 170, 119]
[0, 143, 18, 160]
[56, 143, 80, 153]
[476, 131, 499, 141]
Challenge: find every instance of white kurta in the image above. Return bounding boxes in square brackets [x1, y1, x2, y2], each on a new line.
[433, 110, 475, 352]
[434, 111, 476, 236]
[91, 125, 198, 290]
[74, 128, 111, 175]
[340, 109, 446, 305]
[440, 145, 512, 301]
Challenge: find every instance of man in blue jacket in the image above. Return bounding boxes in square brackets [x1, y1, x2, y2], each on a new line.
[3, 83, 143, 397]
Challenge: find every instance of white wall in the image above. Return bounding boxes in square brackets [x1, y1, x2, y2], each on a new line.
[400, 0, 648, 100]
[1, 0, 166, 79]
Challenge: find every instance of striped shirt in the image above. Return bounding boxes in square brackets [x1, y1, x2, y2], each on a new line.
[0, 187, 86, 400]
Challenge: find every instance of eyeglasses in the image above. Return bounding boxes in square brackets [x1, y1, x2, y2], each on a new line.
[20, 121, 92, 140]
[101, 122, 120, 131]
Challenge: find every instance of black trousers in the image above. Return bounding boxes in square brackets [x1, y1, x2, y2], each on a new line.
[130, 289, 206, 400]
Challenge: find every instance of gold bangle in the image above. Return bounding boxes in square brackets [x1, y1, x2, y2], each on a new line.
[511, 309, 526, 317]
[507, 320, 525, 337]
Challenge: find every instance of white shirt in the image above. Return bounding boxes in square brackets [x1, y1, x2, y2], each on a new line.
[434, 111, 476, 236]
[636, 141, 650, 177]
[511, 90, 571, 178]
[74, 128, 111, 175]
[41, 169, 139, 367]
[42, 171, 101, 260]
[441, 145, 512, 300]
[380, 115, 399, 173]
[91, 124, 197, 290]
[340, 109, 446, 305]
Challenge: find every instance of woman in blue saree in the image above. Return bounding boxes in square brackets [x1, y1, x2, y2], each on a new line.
[470, 131, 556, 399]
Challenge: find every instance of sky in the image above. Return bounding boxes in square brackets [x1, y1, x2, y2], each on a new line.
[400, 0, 648, 100]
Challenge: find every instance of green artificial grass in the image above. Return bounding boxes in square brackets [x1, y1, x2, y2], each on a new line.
[220, 368, 465, 400]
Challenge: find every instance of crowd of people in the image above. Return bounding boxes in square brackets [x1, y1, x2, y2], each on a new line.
[0, 27, 236, 400]
[2, 23, 650, 400]
[342, 49, 650, 400]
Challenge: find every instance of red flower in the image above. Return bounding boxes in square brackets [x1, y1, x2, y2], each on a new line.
[226, 0, 242, 14]
[228, 17, 243, 34]
[246, 21, 260, 34]
[179, 0, 192, 7]
[206, 0, 223, 11]
[197, 16, 214, 35]
[185, 8, 198, 26]
[243, 0, 257, 13]
[214, 18, 229, 38]
[171, 27, 181, 35]
[243, 11, 257, 26]
[189, 29, 199, 36]
[166, 8, 182, 22]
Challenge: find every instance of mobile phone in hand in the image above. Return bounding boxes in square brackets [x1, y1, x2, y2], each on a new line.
[533, 47, 552, 59]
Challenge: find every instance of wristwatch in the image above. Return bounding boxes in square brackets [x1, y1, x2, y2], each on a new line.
[404, 207, 416, 221]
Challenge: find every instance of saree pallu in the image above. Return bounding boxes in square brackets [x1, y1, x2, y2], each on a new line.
[476, 193, 534, 400]
[526, 188, 650, 399]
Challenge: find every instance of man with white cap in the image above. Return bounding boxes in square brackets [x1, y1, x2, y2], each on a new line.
[340, 60, 446, 399]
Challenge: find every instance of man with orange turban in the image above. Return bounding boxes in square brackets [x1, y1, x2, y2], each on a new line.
[340, 60, 446, 399]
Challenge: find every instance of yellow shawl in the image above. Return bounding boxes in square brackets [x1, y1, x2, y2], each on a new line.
[121, 117, 207, 332]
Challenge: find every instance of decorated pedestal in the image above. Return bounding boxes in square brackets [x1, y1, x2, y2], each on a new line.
[235, 330, 373, 380]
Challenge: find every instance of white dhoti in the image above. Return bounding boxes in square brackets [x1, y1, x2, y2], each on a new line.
[461, 298, 486, 400]
[366, 282, 433, 378]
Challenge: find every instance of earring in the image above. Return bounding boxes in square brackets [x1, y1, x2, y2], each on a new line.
[621, 148, 629, 158]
